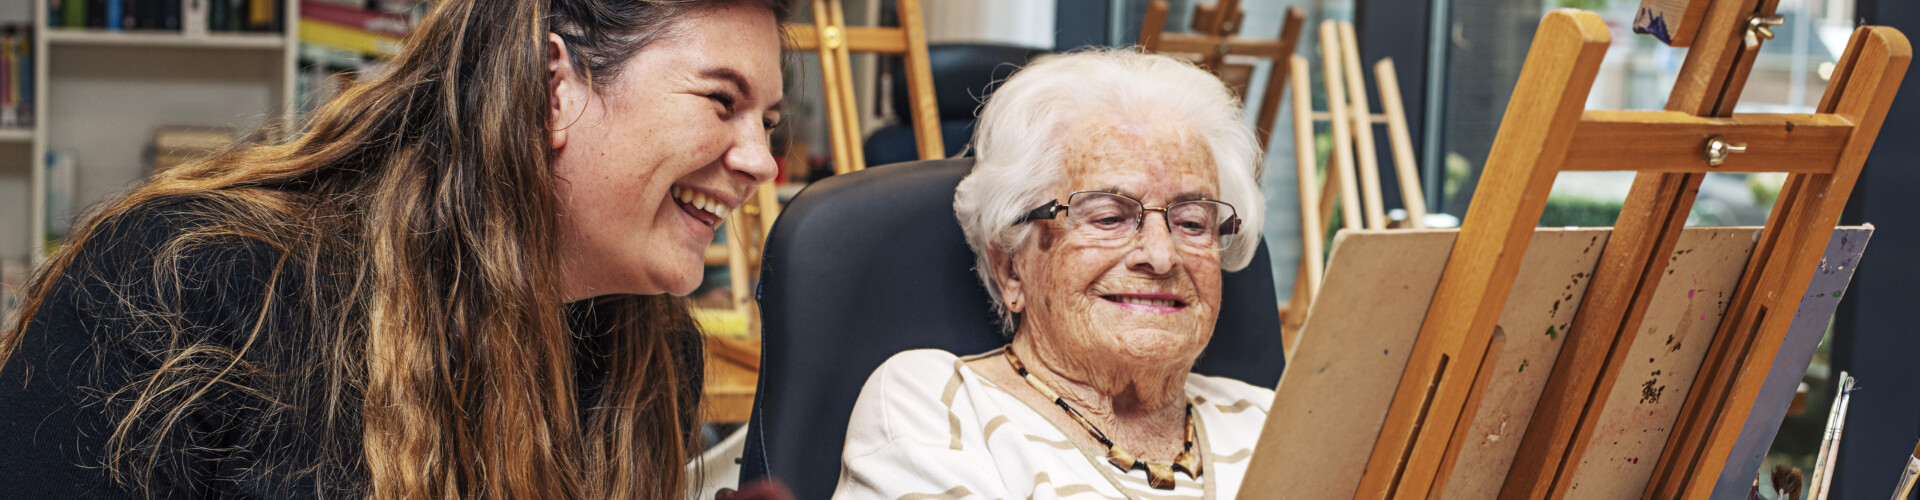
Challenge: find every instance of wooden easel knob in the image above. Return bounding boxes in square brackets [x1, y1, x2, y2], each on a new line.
[1746, 15, 1785, 47]
[1704, 135, 1748, 167]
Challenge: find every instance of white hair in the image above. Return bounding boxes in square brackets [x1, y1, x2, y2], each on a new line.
[953, 48, 1267, 332]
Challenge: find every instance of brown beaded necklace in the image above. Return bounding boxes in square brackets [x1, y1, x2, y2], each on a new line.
[1004, 346, 1201, 490]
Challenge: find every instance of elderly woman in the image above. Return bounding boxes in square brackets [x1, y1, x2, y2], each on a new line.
[833, 49, 1271, 499]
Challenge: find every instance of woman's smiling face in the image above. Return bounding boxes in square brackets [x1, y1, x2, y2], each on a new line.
[549, 4, 783, 300]
[1003, 119, 1225, 370]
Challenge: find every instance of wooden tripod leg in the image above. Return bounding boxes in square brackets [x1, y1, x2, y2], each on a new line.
[1291, 54, 1326, 310]
[1319, 21, 1364, 231]
[1338, 22, 1388, 230]
[1284, 55, 1325, 358]
[1353, 12, 1611, 500]
[1254, 8, 1306, 153]
[1140, 0, 1170, 51]
[811, 0, 862, 175]
[1374, 58, 1430, 229]
[896, 0, 945, 161]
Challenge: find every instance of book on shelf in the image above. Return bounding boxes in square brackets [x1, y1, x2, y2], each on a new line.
[46, 0, 274, 34]
[43, 151, 75, 243]
[0, 25, 33, 129]
[298, 1, 411, 58]
[299, 20, 400, 57]
[147, 126, 234, 174]
[301, 0, 408, 38]
[1, 255, 27, 332]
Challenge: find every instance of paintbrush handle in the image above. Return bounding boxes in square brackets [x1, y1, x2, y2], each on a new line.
[1894, 439, 1920, 500]
[1809, 373, 1851, 500]
[1814, 377, 1855, 500]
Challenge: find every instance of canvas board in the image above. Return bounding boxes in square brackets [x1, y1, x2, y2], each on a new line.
[1240, 228, 1614, 499]
[1236, 226, 1870, 500]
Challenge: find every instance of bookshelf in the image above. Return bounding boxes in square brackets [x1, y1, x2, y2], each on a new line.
[45, 28, 289, 49]
[11, 0, 299, 268]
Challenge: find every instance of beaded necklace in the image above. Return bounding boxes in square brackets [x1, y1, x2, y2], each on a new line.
[1004, 346, 1201, 490]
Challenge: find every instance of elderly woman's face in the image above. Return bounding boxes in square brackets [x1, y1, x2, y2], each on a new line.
[1010, 121, 1224, 367]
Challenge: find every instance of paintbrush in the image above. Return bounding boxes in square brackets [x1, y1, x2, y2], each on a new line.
[1771, 465, 1802, 500]
[1810, 372, 1855, 500]
[1893, 437, 1920, 500]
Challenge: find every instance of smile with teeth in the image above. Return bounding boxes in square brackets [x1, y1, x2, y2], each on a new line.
[1104, 295, 1185, 308]
[671, 186, 730, 225]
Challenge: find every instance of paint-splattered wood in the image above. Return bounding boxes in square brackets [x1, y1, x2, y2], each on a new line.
[1436, 229, 1609, 499]
[1242, 228, 1611, 499]
[1554, 227, 1759, 499]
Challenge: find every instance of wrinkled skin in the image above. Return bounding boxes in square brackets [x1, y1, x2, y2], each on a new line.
[969, 118, 1225, 461]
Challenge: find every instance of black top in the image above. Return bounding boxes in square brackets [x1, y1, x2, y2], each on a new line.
[0, 198, 700, 498]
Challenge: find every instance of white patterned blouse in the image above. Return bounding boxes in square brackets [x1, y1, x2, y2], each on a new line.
[832, 348, 1274, 500]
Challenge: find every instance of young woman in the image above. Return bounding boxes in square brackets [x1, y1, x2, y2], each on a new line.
[0, 0, 791, 498]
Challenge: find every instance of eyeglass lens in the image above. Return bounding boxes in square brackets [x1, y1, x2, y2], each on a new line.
[1064, 192, 1234, 249]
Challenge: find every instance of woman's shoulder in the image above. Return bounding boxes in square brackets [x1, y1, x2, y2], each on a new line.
[39, 194, 305, 349]
[69, 195, 287, 273]
[1185, 373, 1275, 415]
[859, 349, 966, 403]
[843, 349, 968, 446]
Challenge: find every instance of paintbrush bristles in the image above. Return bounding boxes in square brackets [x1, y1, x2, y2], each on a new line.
[1768, 465, 1803, 500]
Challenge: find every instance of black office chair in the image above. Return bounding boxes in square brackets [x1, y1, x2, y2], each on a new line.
[737, 158, 1284, 499]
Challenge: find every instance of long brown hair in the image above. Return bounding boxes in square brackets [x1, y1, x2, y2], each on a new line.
[0, 0, 789, 498]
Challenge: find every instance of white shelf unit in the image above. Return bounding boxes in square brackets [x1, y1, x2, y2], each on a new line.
[5, 0, 301, 265]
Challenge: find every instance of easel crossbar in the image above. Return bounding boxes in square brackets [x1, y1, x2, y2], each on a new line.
[1561, 111, 1854, 173]
[783, 25, 907, 52]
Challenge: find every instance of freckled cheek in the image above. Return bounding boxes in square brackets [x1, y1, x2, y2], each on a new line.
[1183, 256, 1225, 308]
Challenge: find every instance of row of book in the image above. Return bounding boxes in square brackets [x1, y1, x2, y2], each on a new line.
[1, 26, 33, 129]
[47, 0, 285, 33]
[298, 0, 410, 57]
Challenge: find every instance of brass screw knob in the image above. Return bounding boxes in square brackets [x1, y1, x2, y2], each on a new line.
[1704, 135, 1749, 167]
[1745, 15, 1786, 47]
[822, 26, 844, 50]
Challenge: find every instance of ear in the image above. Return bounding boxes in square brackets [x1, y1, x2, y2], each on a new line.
[547, 32, 585, 151]
[989, 246, 1027, 314]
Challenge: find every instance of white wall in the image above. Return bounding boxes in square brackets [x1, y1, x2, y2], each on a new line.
[920, 0, 1055, 49]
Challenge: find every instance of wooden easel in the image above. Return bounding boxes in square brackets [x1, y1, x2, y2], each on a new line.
[1279, 21, 1432, 352]
[784, 0, 945, 175]
[1345, 2, 1908, 499]
[1138, 0, 1305, 154]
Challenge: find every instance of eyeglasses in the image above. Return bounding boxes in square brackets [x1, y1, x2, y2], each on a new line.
[1011, 191, 1241, 250]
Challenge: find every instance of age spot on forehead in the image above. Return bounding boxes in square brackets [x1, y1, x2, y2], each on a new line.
[1061, 120, 1217, 197]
